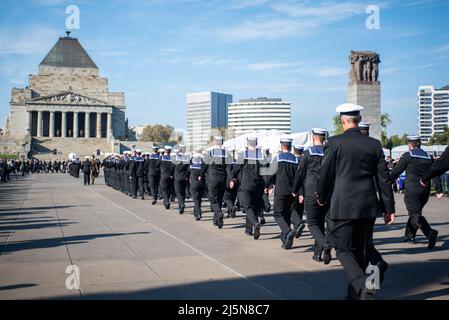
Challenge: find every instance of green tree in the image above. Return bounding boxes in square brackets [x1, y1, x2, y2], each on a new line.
[141, 124, 174, 143]
[332, 115, 344, 136]
[428, 125, 449, 145]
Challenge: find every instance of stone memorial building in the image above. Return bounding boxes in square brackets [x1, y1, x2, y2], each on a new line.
[3, 32, 126, 158]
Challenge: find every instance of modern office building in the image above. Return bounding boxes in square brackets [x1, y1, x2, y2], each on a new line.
[186, 91, 232, 150]
[418, 85, 449, 143]
[227, 97, 291, 137]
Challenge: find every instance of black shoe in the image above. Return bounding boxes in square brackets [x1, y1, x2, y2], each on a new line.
[265, 205, 271, 213]
[260, 217, 266, 225]
[323, 247, 332, 265]
[312, 253, 323, 262]
[253, 223, 261, 240]
[283, 230, 294, 250]
[151, 200, 157, 205]
[428, 229, 438, 250]
[404, 235, 416, 244]
[179, 205, 185, 214]
[195, 215, 201, 221]
[295, 223, 306, 239]
[165, 204, 170, 209]
[377, 260, 388, 284]
[245, 228, 253, 236]
[359, 286, 375, 300]
[230, 209, 236, 218]
[141, 197, 145, 200]
[217, 213, 224, 229]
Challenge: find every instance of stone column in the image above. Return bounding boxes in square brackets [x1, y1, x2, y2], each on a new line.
[61, 111, 67, 138]
[37, 111, 43, 137]
[96, 112, 102, 138]
[49, 111, 55, 137]
[73, 112, 78, 138]
[27, 111, 32, 136]
[106, 112, 112, 138]
[85, 112, 90, 138]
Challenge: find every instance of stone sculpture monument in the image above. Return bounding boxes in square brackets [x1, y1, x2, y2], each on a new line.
[347, 50, 382, 140]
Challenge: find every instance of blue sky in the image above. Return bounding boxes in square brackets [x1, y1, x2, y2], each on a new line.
[1, 0, 449, 136]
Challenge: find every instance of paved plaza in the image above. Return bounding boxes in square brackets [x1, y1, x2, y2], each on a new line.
[0, 173, 448, 300]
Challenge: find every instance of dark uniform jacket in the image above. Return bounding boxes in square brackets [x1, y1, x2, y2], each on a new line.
[202, 147, 228, 183]
[293, 145, 324, 200]
[390, 149, 433, 190]
[82, 160, 91, 173]
[233, 149, 266, 191]
[317, 128, 395, 220]
[147, 153, 160, 176]
[158, 154, 175, 178]
[267, 152, 299, 196]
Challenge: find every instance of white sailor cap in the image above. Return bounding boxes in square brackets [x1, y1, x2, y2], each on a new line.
[85, 156, 90, 159]
[407, 135, 421, 142]
[247, 136, 258, 144]
[152, 145, 159, 150]
[359, 122, 371, 129]
[336, 103, 364, 115]
[143, 152, 150, 156]
[172, 148, 180, 153]
[214, 136, 224, 141]
[312, 128, 328, 136]
[192, 153, 202, 161]
[178, 144, 185, 148]
[293, 144, 304, 151]
[164, 146, 172, 151]
[136, 149, 142, 153]
[280, 138, 293, 144]
[158, 148, 166, 153]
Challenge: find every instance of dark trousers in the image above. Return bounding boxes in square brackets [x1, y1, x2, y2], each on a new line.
[149, 174, 159, 200]
[291, 197, 304, 228]
[262, 191, 271, 211]
[240, 186, 264, 228]
[273, 193, 294, 243]
[404, 188, 432, 238]
[161, 176, 173, 207]
[331, 218, 376, 297]
[207, 179, 226, 222]
[83, 172, 90, 185]
[224, 185, 238, 214]
[190, 183, 204, 217]
[132, 176, 144, 198]
[175, 178, 187, 208]
[305, 199, 330, 254]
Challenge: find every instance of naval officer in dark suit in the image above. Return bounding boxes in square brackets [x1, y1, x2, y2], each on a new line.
[317, 103, 395, 300]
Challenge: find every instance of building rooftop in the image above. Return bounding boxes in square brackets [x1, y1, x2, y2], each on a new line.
[439, 85, 449, 90]
[238, 97, 282, 103]
[40, 33, 98, 69]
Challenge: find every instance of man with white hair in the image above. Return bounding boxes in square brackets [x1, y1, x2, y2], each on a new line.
[317, 103, 395, 300]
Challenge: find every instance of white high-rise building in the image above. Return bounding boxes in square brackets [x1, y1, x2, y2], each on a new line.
[418, 85, 449, 143]
[186, 91, 232, 150]
[227, 97, 291, 137]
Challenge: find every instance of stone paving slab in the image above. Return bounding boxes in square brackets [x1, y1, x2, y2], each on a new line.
[0, 173, 448, 300]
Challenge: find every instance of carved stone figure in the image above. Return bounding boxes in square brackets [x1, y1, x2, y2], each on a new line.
[348, 50, 380, 83]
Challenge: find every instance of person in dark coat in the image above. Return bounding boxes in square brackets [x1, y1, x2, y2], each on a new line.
[390, 136, 439, 248]
[189, 153, 205, 220]
[317, 103, 395, 300]
[82, 156, 91, 185]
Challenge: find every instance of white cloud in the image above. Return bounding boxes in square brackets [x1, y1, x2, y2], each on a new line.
[246, 61, 301, 71]
[0, 26, 59, 55]
[410, 63, 439, 70]
[433, 44, 449, 53]
[316, 67, 347, 77]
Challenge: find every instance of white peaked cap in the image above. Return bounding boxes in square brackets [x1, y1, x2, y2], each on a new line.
[336, 103, 364, 114]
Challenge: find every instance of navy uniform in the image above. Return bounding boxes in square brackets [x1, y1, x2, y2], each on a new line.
[158, 146, 175, 209]
[359, 122, 389, 281]
[189, 153, 205, 220]
[232, 137, 268, 240]
[390, 136, 438, 248]
[147, 146, 161, 205]
[202, 136, 230, 229]
[131, 150, 145, 199]
[260, 148, 272, 224]
[317, 103, 395, 300]
[293, 129, 332, 262]
[82, 156, 91, 185]
[267, 138, 299, 249]
[292, 144, 306, 238]
[223, 149, 238, 218]
[173, 146, 190, 214]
